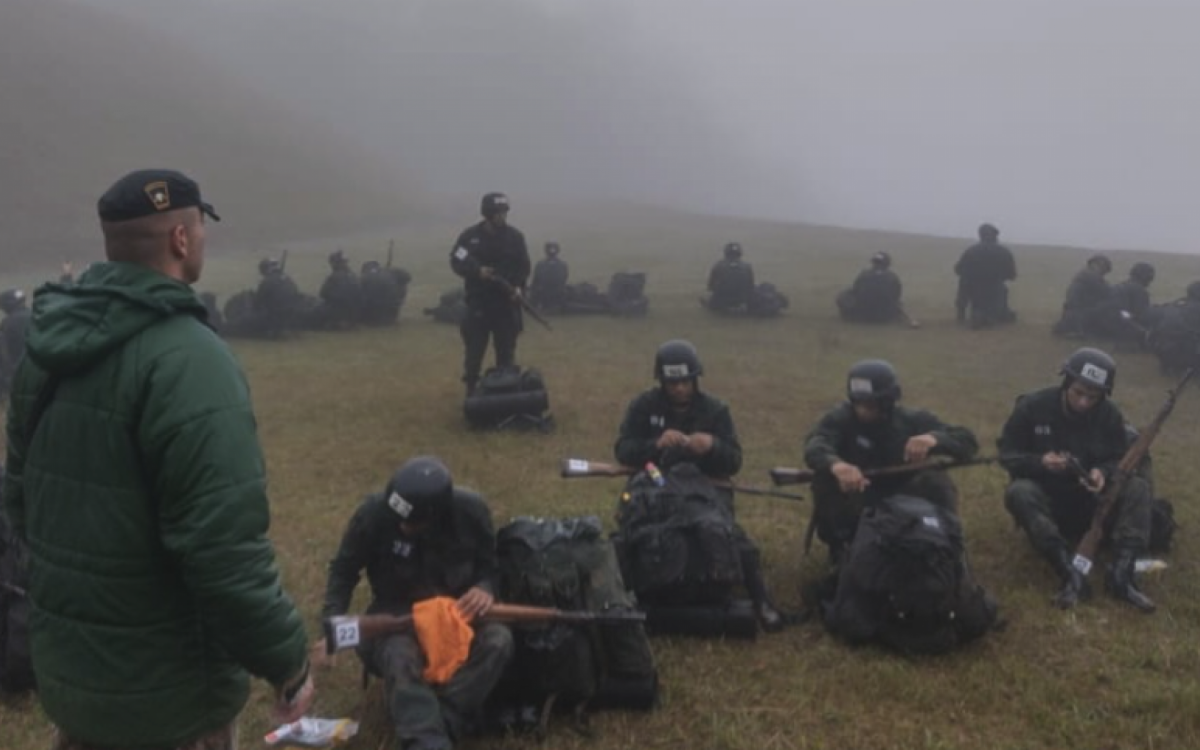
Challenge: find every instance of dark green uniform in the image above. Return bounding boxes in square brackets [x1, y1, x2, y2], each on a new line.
[998, 386, 1151, 554]
[803, 403, 979, 556]
[323, 490, 513, 750]
[1053, 268, 1111, 337]
[614, 387, 780, 617]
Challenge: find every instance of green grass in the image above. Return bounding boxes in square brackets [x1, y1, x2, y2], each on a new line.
[5, 215, 1200, 750]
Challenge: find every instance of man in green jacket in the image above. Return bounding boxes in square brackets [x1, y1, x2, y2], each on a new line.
[2, 169, 314, 749]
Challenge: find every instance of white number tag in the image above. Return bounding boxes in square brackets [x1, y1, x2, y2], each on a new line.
[568, 459, 590, 474]
[330, 616, 360, 649]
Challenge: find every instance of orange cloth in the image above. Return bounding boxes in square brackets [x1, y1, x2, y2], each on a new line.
[412, 596, 476, 685]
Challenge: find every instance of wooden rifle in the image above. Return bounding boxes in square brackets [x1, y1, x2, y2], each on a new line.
[560, 458, 805, 502]
[770, 455, 998, 486]
[323, 602, 645, 655]
[488, 274, 552, 331]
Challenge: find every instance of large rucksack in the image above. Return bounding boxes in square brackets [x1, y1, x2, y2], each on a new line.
[612, 463, 742, 608]
[492, 516, 657, 731]
[606, 273, 649, 317]
[747, 283, 789, 317]
[0, 467, 35, 695]
[824, 494, 998, 656]
[463, 366, 552, 432]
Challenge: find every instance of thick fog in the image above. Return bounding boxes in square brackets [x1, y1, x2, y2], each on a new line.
[37, 1, 1200, 252]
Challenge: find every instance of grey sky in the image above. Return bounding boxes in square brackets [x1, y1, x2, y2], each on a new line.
[57, 0, 1200, 252]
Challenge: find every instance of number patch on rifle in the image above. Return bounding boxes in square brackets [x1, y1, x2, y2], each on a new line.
[568, 459, 590, 474]
[331, 617, 360, 649]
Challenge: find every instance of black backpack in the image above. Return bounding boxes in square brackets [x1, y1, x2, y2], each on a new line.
[748, 283, 789, 317]
[492, 516, 657, 732]
[824, 495, 998, 656]
[612, 463, 742, 608]
[463, 366, 552, 431]
[0, 466, 34, 695]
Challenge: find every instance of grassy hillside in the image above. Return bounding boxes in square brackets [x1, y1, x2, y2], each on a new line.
[3, 216, 1199, 750]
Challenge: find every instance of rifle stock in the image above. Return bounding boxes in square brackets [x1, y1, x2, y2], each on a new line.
[1072, 367, 1194, 576]
[487, 275, 552, 331]
[323, 602, 646, 654]
[560, 458, 805, 501]
[770, 455, 998, 486]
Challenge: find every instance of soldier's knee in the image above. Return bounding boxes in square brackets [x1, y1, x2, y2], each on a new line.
[1004, 479, 1042, 515]
[477, 623, 514, 660]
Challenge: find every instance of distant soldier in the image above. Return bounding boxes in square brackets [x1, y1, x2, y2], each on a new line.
[803, 360, 979, 565]
[359, 260, 403, 326]
[836, 252, 904, 324]
[253, 258, 303, 337]
[1147, 281, 1200, 374]
[998, 347, 1156, 612]
[1053, 254, 1113, 338]
[423, 288, 469, 326]
[1098, 262, 1155, 344]
[954, 223, 1017, 328]
[528, 241, 569, 313]
[704, 242, 755, 313]
[0, 289, 31, 396]
[312, 250, 362, 330]
[449, 192, 531, 397]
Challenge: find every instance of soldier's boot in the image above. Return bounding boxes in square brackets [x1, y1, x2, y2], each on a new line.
[1049, 547, 1090, 609]
[463, 378, 478, 399]
[1106, 547, 1157, 613]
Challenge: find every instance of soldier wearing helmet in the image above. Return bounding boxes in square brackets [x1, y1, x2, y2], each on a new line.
[953, 223, 1018, 329]
[450, 192, 532, 396]
[1099, 262, 1156, 343]
[0, 288, 30, 395]
[614, 340, 786, 632]
[802, 359, 979, 565]
[528, 241, 569, 313]
[998, 347, 1156, 612]
[309, 249, 363, 330]
[322, 456, 514, 750]
[1145, 280, 1200, 374]
[359, 258, 405, 326]
[1053, 254, 1114, 338]
[703, 242, 756, 314]
[836, 251, 906, 325]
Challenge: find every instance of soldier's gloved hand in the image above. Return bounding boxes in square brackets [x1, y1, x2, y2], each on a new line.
[831, 461, 869, 493]
[656, 429, 689, 450]
[904, 434, 938, 463]
[685, 432, 714, 454]
[457, 587, 495, 621]
[1081, 468, 1105, 493]
[1042, 452, 1071, 473]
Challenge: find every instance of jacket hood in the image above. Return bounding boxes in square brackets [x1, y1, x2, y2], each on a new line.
[25, 261, 207, 376]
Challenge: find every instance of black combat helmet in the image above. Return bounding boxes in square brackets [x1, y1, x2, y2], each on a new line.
[361, 260, 382, 274]
[846, 359, 902, 404]
[1088, 254, 1113, 274]
[258, 258, 279, 276]
[481, 192, 510, 217]
[978, 223, 1000, 240]
[329, 250, 349, 270]
[545, 242, 561, 257]
[1060, 347, 1116, 394]
[0, 289, 26, 314]
[870, 251, 892, 269]
[1188, 281, 1200, 301]
[1130, 262, 1155, 285]
[723, 242, 743, 260]
[385, 456, 454, 526]
[654, 339, 703, 382]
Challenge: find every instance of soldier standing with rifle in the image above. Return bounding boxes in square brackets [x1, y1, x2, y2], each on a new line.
[801, 360, 979, 565]
[321, 456, 513, 750]
[998, 348, 1162, 611]
[450, 192, 532, 397]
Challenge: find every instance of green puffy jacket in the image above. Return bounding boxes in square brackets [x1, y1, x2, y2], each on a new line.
[3, 262, 308, 747]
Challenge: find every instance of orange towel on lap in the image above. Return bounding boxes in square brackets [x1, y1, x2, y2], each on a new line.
[412, 596, 476, 685]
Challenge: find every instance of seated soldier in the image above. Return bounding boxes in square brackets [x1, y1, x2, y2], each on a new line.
[836, 252, 904, 324]
[322, 457, 514, 750]
[614, 339, 784, 632]
[253, 258, 303, 337]
[998, 348, 1156, 612]
[309, 250, 362, 330]
[528, 242, 570, 313]
[803, 360, 979, 565]
[359, 259, 404, 326]
[1147, 281, 1200, 374]
[1097, 262, 1155, 345]
[1053, 254, 1113, 338]
[703, 242, 755, 313]
[954, 223, 1017, 329]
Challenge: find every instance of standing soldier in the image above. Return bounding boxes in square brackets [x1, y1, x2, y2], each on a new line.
[528, 241, 569, 313]
[322, 456, 514, 750]
[954, 223, 1017, 328]
[997, 347, 1156, 611]
[450, 192, 531, 396]
[802, 360, 979, 565]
